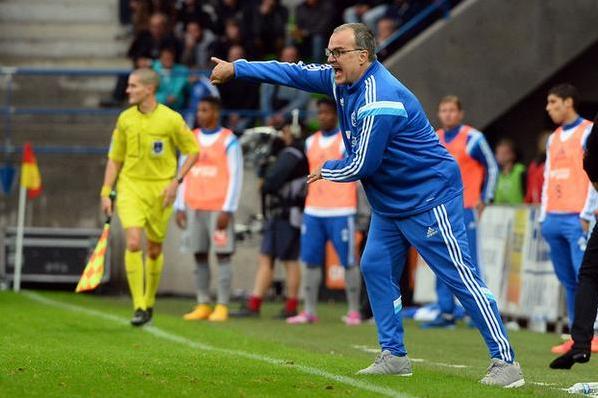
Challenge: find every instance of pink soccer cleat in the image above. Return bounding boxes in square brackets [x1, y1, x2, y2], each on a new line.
[342, 311, 362, 326]
[551, 339, 574, 354]
[286, 311, 319, 324]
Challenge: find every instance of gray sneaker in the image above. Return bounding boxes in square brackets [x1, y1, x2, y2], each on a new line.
[480, 359, 525, 388]
[356, 350, 412, 376]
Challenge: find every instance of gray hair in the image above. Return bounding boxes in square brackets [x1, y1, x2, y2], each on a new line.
[333, 23, 377, 62]
[131, 68, 160, 91]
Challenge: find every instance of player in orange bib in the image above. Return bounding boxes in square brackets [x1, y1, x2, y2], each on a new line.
[175, 96, 243, 322]
[541, 84, 596, 353]
[287, 98, 362, 325]
[422, 96, 498, 329]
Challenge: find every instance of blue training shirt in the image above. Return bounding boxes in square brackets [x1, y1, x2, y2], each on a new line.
[234, 59, 462, 217]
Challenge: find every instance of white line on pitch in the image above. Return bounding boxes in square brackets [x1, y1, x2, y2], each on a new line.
[24, 292, 413, 398]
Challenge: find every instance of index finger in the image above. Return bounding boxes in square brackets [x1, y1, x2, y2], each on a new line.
[211, 57, 224, 65]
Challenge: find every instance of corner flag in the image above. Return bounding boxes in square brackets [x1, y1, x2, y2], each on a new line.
[20, 142, 42, 199]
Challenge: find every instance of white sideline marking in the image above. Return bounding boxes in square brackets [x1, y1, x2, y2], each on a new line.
[352, 345, 470, 369]
[24, 292, 412, 398]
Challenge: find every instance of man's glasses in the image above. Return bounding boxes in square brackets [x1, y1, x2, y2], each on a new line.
[325, 48, 365, 59]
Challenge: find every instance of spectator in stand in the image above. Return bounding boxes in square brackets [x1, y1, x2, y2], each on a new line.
[214, 0, 244, 35]
[175, 0, 215, 33]
[375, 17, 398, 61]
[292, 0, 336, 63]
[150, 0, 177, 26]
[260, 46, 310, 128]
[343, 1, 388, 33]
[494, 139, 526, 205]
[153, 47, 189, 111]
[181, 21, 216, 70]
[129, 13, 182, 61]
[129, 0, 153, 34]
[243, 0, 288, 59]
[218, 45, 260, 132]
[102, 12, 181, 107]
[210, 18, 249, 60]
[525, 130, 550, 204]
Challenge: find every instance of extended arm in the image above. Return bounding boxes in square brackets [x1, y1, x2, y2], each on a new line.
[211, 57, 334, 97]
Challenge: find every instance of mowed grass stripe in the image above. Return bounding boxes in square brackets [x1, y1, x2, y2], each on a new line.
[23, 291, 410, 398]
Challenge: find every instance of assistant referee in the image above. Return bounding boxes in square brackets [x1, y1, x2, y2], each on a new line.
[100, 68, 199, 326]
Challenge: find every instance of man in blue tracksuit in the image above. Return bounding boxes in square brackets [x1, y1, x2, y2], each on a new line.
[210, 23, 524, 387]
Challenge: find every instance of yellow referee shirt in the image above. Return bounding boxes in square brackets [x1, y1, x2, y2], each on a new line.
[108, 104, 199, 180]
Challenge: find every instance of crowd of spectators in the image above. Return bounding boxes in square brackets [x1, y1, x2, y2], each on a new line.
[104, 0, 446, 132]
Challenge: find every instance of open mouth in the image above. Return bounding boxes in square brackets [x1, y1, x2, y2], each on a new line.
[333, 66, 343, 79]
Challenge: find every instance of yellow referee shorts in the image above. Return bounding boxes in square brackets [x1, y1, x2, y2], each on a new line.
[116, 176, 173, 243]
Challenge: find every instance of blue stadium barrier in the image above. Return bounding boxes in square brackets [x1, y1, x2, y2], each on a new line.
[377, 0, 453, 54]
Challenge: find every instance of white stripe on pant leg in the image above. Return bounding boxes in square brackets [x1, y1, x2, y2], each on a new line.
[22, 291, 409, 398]
[348, 216, 355, 267]
[434, 207, 508, 362]
[437, 205, 512, 362]
[436, 205, 511, 362]
[439, 204, 512, 362]
[432, 207, 509, 362]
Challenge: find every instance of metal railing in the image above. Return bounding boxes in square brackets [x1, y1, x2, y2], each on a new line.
[377, 0, 454, 54]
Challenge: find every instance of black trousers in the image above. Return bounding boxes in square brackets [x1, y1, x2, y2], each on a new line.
[572, 221, 598, 353]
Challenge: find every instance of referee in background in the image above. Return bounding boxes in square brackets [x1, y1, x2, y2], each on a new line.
[551, 114, 598, 369]
[101, 68, 199, 326]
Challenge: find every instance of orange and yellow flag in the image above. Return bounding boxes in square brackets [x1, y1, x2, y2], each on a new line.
[20, 142, 42, 199]
[76, 223, 110, 293]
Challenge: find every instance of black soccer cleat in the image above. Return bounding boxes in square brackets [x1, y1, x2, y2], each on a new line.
[549, 351, 591, 369]
[146, 307, 153, 321]
[229, 302, 260, 318]
[130, 308, 151, 327]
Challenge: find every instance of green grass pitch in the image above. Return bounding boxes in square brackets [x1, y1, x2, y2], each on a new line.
[1, 290, 597, 397]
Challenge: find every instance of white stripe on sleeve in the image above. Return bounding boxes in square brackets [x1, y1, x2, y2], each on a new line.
[222, 137, 243, 212]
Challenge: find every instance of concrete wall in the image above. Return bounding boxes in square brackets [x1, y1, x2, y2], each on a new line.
[386, 0, 598, 129]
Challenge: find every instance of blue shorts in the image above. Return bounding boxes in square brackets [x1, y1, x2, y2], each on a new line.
[300, 214, 356, 268]
[260, 218, 300, 261]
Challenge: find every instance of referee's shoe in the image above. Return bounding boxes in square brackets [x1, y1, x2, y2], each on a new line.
[131, 308, 151, 327]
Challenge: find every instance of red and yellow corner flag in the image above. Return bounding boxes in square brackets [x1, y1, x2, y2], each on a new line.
[76, 223, 110, 293]
[20, 142, 42, 199]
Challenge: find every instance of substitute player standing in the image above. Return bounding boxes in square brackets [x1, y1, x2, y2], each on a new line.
[287, 97, 362, 325]
[175, 96, 243, 322]
[101, 68, 199, 326]
[541, 84, 595, 353]
[210, 22, 524, 387]
[423, 96, 497, 329]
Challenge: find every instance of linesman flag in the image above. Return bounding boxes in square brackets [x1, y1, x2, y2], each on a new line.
[20, 142, 42, 199]
[76, 221, 110, 293]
